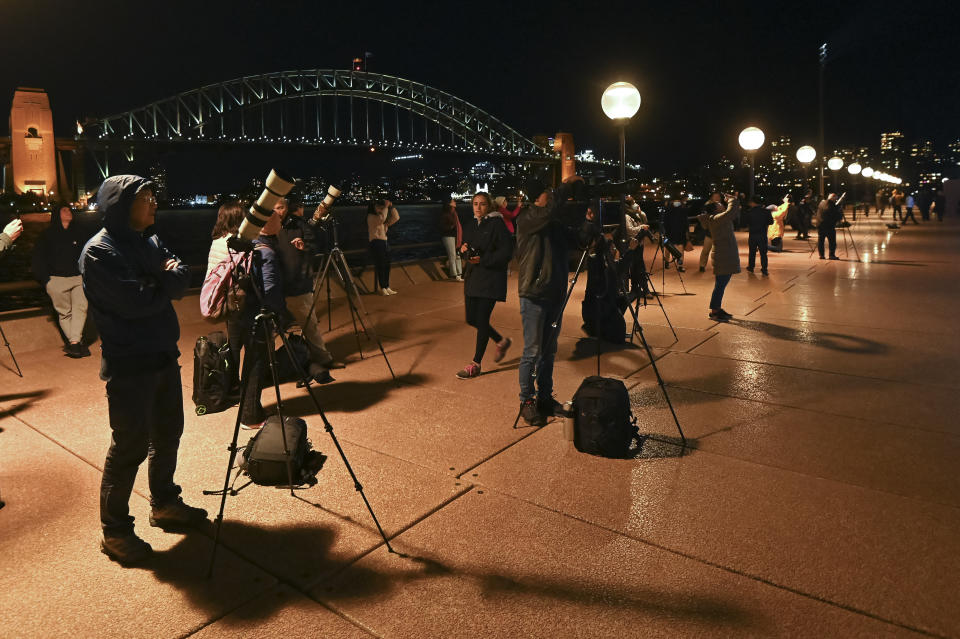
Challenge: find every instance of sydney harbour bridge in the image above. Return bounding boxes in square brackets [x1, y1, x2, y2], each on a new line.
[77, 69, 567, 181]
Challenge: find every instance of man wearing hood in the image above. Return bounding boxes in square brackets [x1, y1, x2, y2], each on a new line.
[80, 175, 206, 565]
[32, 203, 94, 357]
[515, 178, 580, 426]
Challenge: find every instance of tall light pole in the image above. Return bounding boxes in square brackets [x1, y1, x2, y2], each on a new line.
[602, 82, 642, 238]
[827, 156, 843, 193]
[796, 145, 816, 193]
[847, 162, 861, 218]
[818, 42, 828, 197]
[739, 126, 765, 201]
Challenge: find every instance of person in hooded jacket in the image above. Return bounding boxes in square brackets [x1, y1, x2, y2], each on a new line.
[32, 202, 93, 357]
[515, 177, 581, 426]
[455, 192, 514, 379]
[79, 175, 207, 565]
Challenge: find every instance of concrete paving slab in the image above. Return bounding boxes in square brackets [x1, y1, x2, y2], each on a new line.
[621, 380, 960, 508]
[468, 428, 960, 638]
[0, 417, 275, 639]
[652, 351, 959, 435]
[192, 585, 374, 638]
[312, 490, 923, 638]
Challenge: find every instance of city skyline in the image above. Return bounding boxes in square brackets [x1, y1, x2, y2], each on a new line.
[1, 0, 958, 176]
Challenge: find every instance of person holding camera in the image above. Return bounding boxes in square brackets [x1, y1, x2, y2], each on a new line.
[32, 202, 94, 357]
[744, 195, 774, 275]
[455, 192, 514, 379]
[80, 175, 206, 565]
[623, 195, 651, 296]
[276, 198, 344, 372]
[367, 199, 399, 295]
[816, 193, 842, 260]
[698, 192, 723, 272]
[697, 193, 741, 321]
[663, 195, 690, 272]
[515, 178, 581, 426]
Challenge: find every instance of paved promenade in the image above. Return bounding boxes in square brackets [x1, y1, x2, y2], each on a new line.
[1, 214, 958, 638]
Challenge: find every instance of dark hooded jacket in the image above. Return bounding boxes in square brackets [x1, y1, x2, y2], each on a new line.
[276, 213, 320, 297]
[462, 211, 514, 301]
[32, 211, 94, 284]
[516, 184, 574, 302]
[79, 175, 190, 361]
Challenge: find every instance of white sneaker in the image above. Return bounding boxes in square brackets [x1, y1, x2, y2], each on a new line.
[454, 276, 463, 281]
[379, 289, 391, 296]
[385, 288, 398, 295]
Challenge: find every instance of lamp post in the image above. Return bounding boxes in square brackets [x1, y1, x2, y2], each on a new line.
[827, 156, 843, 193]
[847, 162, 861, 218]
[738, 126, 765, 201]
[796, 145, 816, 193]
[602, 82, 642, 238]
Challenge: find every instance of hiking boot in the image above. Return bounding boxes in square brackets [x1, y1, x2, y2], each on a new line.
[717, 309, 733, 320]
[520, 399, 546, 427]
[100, 532, 152, 565]
[746, 267, 754, 273]
[538, 397, 574, 418]
[455, 362, 481, 379]
[149, 498, 208, 530]
[829, 256, 840, 260]
[761, 269, 769, 276]
[493, 337, 512, 363]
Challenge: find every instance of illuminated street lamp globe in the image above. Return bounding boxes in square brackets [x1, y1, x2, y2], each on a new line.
[862, 167, 874, 178]
[827, 156, 844, 171]
[847, 162, 862, 175]
[738, 127, 765, 151]
[796, 145, 816, 164]
[601, 82, 642, 120]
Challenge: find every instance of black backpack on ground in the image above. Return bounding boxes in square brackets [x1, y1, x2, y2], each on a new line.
[572, 376, 639, 458]
[192, 331, 240, 416]
[273, 332, 311, 383]
[241, 415, 326, 486]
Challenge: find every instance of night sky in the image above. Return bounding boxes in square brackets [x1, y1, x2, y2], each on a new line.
[2, 0, 957, 177]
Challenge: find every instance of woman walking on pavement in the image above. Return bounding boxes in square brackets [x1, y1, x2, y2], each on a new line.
[455, 192, 515, 379]
[439, 198, 463, 280]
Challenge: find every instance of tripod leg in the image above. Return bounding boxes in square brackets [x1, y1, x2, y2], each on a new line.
[0, 323, 22, 377]
[326, 268, 332, 332]
[625, 302, 686, 445]
[208, 315, 261, 578]
[260, 315, 298, 497]
[333, 249, 398, 383]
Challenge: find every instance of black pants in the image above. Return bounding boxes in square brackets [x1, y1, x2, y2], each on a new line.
[892, 204, 902, 221]
[818, 226, 837, 258]
[465, 295, 502, 364]
[902, 207, 918, 224]
[236, 314, 271, 426]
[747, 233, 768, 270]
[100, 354, 183, 536]
[629, 245, 647, 293]
[369, 240, 391, 289]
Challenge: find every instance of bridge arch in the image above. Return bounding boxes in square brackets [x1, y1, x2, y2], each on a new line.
[83, 70, 550, 160]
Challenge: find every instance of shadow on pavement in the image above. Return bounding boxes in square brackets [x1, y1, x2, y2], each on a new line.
[728, 319, 888, 354]
[0, 389, 51, 418]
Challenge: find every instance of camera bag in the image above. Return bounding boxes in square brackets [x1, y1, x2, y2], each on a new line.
[192, 331, 240, 415]
[241, 415, 325, 486]
[572, 376, 639, 458]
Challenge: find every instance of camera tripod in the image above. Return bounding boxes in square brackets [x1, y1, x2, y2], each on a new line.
[511, 236, 686, 446]
[206, 241, 394, 578]
[0, 323, 22, 377]
[304, 212, 397, 383]
[628, 267, 678, 344]
[647, 228, 690, 296]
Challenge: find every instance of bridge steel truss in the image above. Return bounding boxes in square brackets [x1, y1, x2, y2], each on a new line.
[81, 69, 552, 177]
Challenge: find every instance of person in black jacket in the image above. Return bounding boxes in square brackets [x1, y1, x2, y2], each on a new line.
[32, 203, 93, 357]
[663, 195, 691, 271]
[515, 177, 581, 426]
[455, 192, 514, 379]
[275, 198, 343, 373]
[816, 193, 842, 260]
[80, 175, 207, 566]
[744, 196, 774, 274]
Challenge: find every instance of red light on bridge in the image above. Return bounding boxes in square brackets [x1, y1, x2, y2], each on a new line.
[353, 57, 363, 71]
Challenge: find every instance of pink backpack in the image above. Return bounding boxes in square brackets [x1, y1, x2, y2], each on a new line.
[200, 251, 251, 319]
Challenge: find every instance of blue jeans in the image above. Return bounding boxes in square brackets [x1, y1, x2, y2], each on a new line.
[709, 274, 732, 310]
[519, 297, 562, 402]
